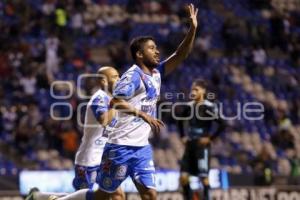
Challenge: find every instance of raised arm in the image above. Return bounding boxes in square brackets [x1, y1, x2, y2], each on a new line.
[163, 3, 198, 76]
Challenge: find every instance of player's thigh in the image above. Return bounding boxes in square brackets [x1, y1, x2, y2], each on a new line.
[96, 157, 129, 193]
[97, 144, 132, 193]
[134, 181, 157, 200]
[130, 145, 157, 199]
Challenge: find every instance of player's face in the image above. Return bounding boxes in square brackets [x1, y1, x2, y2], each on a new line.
[107, 69, 120, 93]
[140, 40, 160, 68]
[100, 68, 119, 93]
[190, 84, 206, 102]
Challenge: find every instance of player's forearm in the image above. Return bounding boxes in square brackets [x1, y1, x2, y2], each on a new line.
[164, 25, 197, 75]
[110, 98, 145, 118]
[163, 3, 198, 75]
[176, 25, 197, 59]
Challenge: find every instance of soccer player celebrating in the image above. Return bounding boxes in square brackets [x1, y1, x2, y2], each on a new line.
[73, 66, 124, 199]
[96, 3, 198, 200]
[177, 79, 225, 200]
[26, 67, 125, 200]
[27, 3, 198, 200]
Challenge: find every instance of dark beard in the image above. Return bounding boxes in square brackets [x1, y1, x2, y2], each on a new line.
[144, 59, 159, 69]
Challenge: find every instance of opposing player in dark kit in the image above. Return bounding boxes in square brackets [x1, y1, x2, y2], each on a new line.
[177, 79, 225, 200]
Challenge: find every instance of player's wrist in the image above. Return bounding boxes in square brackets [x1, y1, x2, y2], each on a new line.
[137, 110, 146, 119]
[190, 23, 197, 31]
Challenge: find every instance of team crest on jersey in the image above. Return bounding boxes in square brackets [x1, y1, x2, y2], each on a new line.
[115, 165, 127, 179]
[103, 177, 112, 188]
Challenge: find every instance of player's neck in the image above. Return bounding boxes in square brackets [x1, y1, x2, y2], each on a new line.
[137, 62, 154, 75]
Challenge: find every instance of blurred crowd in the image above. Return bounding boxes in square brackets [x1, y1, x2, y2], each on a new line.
[0, 0, 300, 184]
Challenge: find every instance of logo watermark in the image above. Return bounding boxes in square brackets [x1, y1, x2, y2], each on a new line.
[50, 74, 265, 128]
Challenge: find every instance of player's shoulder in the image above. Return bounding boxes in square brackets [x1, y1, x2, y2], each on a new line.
[89, 89, 110, 103]
[203, 100, 214, 107]
[121, 65, 141, 79]
[191, 100, 215, 107]
[93, 89, 109, 98]
[127, 64, 141, 74]
[203, 100, 219, 113]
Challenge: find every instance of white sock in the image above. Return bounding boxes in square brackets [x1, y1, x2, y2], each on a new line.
[34, 192, 68, 200]
[56, 189, 89, 200]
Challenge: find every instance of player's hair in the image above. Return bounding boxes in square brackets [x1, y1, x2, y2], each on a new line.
[193, 79, 211, 100]
[130, 36, 155, 61]
[193, 79, 208, 89]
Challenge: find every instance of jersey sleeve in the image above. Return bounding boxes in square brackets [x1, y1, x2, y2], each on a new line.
[113, 70, 141, 100]
[90, 94, 110, 120]
[156, 61, 166, 77]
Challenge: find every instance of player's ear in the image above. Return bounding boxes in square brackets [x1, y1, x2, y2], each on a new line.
[136, 50, 143, 59]
[99, 78, 107, 87]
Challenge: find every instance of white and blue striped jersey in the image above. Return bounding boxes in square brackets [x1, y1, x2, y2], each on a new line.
[75, 89, 111, 167]
[107, 63, 164, 146]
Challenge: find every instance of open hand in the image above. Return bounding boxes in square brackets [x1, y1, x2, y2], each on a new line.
[187, 3, 198, 28]
[140, 113, 165, 135]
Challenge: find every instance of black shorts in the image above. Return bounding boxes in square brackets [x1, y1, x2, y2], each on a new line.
[180, 139, 210, 177]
